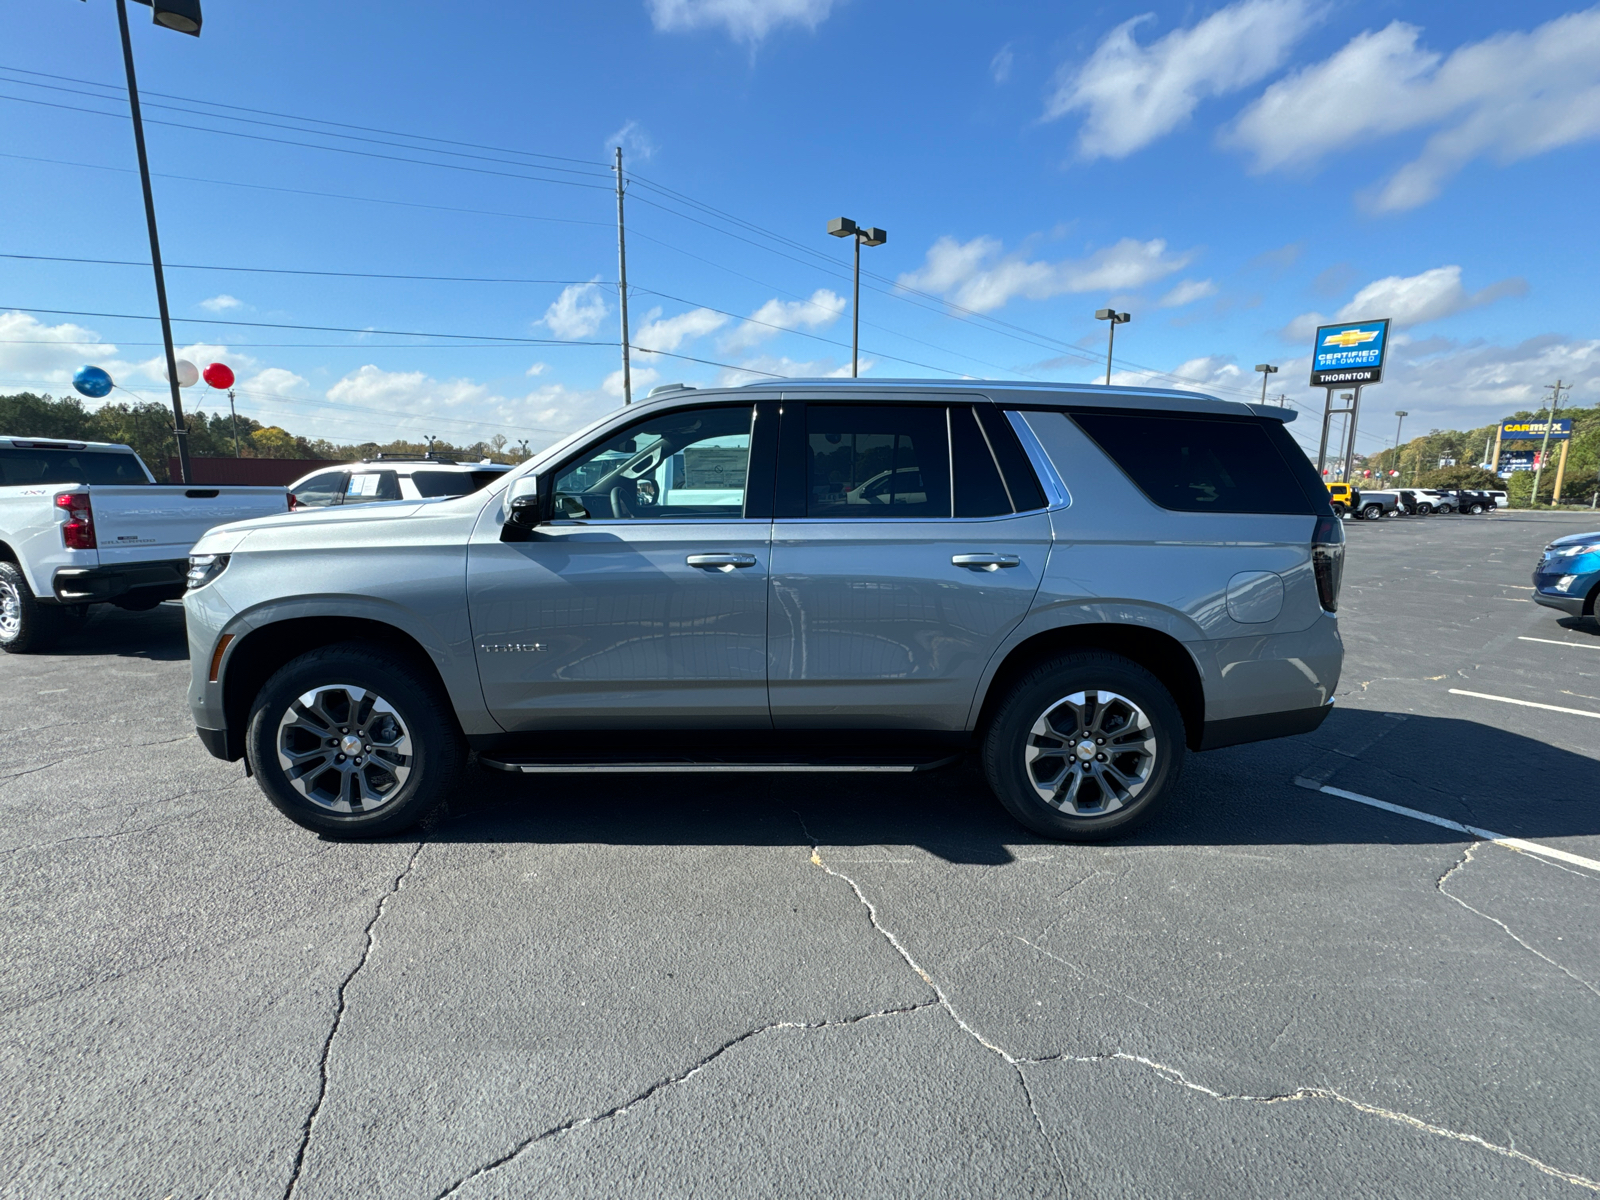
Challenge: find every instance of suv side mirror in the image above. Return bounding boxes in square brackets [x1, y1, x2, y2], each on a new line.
[500, 474, 548, 542]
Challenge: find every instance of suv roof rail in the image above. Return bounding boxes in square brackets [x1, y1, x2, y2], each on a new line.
[647, 383, 695, 397]
[361, 452, 459, 465]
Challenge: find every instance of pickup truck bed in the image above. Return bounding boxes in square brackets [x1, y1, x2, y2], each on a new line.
[1, 437, 287, 650]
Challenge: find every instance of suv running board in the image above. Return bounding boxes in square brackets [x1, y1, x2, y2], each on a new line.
[477, 753, 960, 775]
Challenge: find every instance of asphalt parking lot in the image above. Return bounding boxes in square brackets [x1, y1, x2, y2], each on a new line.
[3, 509, 1599, 1199]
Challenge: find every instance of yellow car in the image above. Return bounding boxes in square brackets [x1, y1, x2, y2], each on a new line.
[1325, 482, 1359, 514]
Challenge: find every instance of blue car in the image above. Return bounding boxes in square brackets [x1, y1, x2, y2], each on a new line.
[1532, 530, 1600, 619]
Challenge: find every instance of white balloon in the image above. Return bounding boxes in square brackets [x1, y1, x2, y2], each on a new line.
[164, 358, 200, 387]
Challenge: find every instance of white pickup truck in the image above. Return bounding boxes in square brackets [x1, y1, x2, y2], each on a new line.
[1, 435, 288, 652]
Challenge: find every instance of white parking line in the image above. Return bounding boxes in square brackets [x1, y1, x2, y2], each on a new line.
[1296, 781, 1600, 874]
[1519, 636, 1600, 651]
[1448, 688, 1600, 719]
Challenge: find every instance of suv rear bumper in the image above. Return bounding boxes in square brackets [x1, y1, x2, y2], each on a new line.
[1198, 702, 1332, 750]
[52, 559, 188, 604]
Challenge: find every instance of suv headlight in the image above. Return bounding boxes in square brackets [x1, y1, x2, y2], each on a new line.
[1557, 542, 1600, 557]
[186, 554, 230, 591]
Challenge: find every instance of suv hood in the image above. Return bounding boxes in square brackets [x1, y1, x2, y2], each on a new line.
[210, 500, 426, 538]
[1548, 530, 1600, 548]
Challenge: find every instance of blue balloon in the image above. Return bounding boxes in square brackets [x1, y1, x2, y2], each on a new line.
[73, 365, 113, 399]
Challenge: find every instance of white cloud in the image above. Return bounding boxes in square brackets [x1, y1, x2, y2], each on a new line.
[716, 354, 859, 386]
[198, 294, 243, 312]
[526, 362, 548, 377]
[719, 289, 847, 353]
[328, 365, 492, 412]
[237, 367, 309, 400]
[991, 44, 1014, 84]
[0, 311, 116, 383]
[632, 306, 728, 357]
[1283, 265, 1527, 340]
[1046, 0, 1320, 159]
[1158, 279, 1218, 308]
[605, 366, 662, 398]
[605, 120, 656, 162]
[1228, 9, 1600, 210]
[898, 235, 1194, 313]
[540, 280, 609, 340]
[1111, 355, 1247, 393]
[646, 0, 834, 43]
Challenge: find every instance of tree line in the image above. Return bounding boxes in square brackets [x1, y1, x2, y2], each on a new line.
[0, 391, 525, 482]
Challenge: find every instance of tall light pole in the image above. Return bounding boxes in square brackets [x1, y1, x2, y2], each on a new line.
[614, 147, 633, 404]
[827, 218, 887, 377]
[1095, 309, 1130, 385]
[1392, 410, 1408, 482]
[114, 0, 203, 484]
[1255, 363, 1278, 404]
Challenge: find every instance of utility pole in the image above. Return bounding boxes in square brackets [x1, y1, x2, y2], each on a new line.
[1531, 380, 1569, 507]
[228, 388, 240, 457]
[614, 146, 632, 405]
[116, 0, 193, 484]
[1392, 410, 1407, 480]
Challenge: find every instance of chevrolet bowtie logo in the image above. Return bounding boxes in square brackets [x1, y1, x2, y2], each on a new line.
[1323, 328, 1380, 348]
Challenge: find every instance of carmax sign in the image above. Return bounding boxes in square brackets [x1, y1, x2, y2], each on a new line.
[1310, 319, 1390, 387]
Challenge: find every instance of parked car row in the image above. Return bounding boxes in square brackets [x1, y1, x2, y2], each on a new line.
[1326, 483, 1506, 520]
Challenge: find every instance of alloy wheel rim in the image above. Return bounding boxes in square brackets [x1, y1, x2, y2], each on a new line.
[0, 579, 21, 640]
[1023, 689, 1158, 816]
[276, 684, 413, 814]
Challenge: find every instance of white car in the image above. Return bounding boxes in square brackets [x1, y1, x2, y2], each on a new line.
[1, 435, 287, 651]
[287, 456, 513, 510]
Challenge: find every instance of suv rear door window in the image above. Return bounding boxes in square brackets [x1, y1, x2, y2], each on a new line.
[343, 471, 402, 505]
[804, 405, 950, 519]
[0, 448, 149, 486]
[1069, 411, 1313, 515]
[291, 470, 347, 507]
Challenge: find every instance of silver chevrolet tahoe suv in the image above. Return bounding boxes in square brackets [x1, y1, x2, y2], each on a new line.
[184, 381, 1344, 842]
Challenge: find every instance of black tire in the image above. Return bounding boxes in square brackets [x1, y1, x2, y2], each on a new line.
[0, 562, 64, 654]
[1469, 504, 1484, 515]
[246, 642, 466, 837]
[982, 652, 1186, 842]
[1330, 502, 1346, 516]
[1361, 504, 1383, 520]
[1436, 504, 1453, 515]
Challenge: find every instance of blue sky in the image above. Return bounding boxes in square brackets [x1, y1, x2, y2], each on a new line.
[3, 0, 1598, 459]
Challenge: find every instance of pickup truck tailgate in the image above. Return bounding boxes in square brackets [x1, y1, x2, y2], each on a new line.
[90, 486, 287, 565]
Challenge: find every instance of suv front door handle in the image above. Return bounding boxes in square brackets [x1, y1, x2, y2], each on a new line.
[686, 553, 758, 572]
[951, 554, 1021, 571]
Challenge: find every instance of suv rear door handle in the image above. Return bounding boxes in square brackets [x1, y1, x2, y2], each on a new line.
[686, 553, 758, 572]
[952, 554, 1020, 571]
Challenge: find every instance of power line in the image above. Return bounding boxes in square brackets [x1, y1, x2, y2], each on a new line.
[0, 252, 597, 287]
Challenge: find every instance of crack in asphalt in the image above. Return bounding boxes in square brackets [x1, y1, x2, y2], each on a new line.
[283, 840, 425, 1200]
[428, 1000, 942, 1199]
[796, 815, 1600, 1195]
[1019, 1051, 1600, 1193]
[1438, 844, 1600, 1001]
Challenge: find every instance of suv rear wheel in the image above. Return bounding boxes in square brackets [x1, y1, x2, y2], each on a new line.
[0, 562, 63, 654]
[982, 652, 1185, 841]
[246, 642, 465, 837]
[1360, 503, 1383, 520]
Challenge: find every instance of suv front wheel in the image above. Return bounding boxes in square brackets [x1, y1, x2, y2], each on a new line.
[246, 643, 465, 837]
[983, 652, 1186, 841]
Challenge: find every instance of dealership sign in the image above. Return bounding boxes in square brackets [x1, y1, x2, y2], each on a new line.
[1310, 319, 1390, 387]
[1500, 419, 1572, 440]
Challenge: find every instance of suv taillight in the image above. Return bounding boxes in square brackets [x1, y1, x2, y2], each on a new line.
[1312, 514, 1344, 613]
[56, 492, 96, 550]
[288, 492, 298, 511]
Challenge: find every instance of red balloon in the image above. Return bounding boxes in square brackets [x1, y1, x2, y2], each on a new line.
[203, 362, 235, 389]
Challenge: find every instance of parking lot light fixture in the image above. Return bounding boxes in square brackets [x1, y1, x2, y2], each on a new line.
[828, 218, 887, 378]
[1095, 309, 1131, 385]
[1255, 363, 1278, 404]
[114, 0, 204, 484]
[1393, 411, 1408, 481]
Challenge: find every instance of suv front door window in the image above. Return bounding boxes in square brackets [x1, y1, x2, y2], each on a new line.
[468, 403, 774, 730]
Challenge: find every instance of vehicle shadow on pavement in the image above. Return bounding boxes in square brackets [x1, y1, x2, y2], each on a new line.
[427, 706, 1600, 863]
[36, 602, 188, 662]
[1556, 617, 1600, 639]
